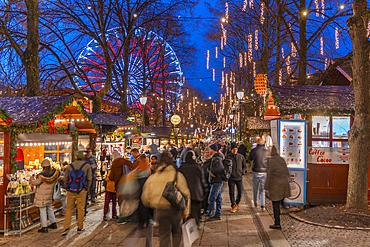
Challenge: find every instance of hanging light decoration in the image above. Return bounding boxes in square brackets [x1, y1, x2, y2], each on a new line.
[279, 69, 283, 85]
[315, 0, 319, 17]
[242, 0, 248, 11]
[253, 61, 256, 78]
[287, 55, 291, 74]
[325, 58, 328, 69]
[222, 71, 225, 88]
[244, 52, 247, 66]
[260, 2, 265, 25]
[282, 48, 284, 59]
[207, 49, 210, 69]
[221, 24, 227, 46]
[187, 89, 189, 98]
[215, 47, 218, 58]
[321, 0, 325, 18]
[213, 69, 215, 81]
[221, 36, 224, 50]
[250, 0, 254, 8]
[239, 53, 243, 68]
[223, 56, 226, 68]
[248, 34, 253, 62]
[291, 42, 296, 57]
[255, 30, 258, 50]
[335, 28, 339, 49]
[225, 2, 229, 22]
[320, 36, 324, 55]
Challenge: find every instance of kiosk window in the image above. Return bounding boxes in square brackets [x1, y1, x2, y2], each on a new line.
[333, 117, 350, 139]
[312, 116, 330, 138]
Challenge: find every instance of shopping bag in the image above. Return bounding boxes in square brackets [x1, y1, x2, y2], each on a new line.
[117, 177, 140, 217]
[53, 181, 61, 202]
[182, 218, 199, 247]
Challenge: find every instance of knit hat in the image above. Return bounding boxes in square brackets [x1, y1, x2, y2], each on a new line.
[209, 144, 218, 152]
[41, 159, 51, 167]
[112, 150, 122, 161]
[231, 142, 238, 150]
[217, 144, 222, 150]
[75, 150, 84, 160]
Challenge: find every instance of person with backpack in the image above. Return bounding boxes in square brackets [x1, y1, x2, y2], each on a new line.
[62, 151, 92, 235]
[30, 159, 61, 233]
[206, 144, 225, 221]
[226, 142, 247, 213]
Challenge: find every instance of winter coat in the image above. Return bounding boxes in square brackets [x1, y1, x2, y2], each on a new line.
[149, 144, 161, 161]
[226, 152, 247, 181]
[193, 147, 201, 158]
[248, 144, 269, 173]
[209, 152, 224, 184]
[202, 158, 212, 189]
[63, 160, 93, 192]
[105, 170, 116, 193]
[238, 144, 247, 157]
[264, 154, 291, 202]
[180, 147, 192, 163]
[178, 161, 206, 202]
[30, 168, 61, 207]
[109, 157, 133, 191]
[141, 165, 191, 216]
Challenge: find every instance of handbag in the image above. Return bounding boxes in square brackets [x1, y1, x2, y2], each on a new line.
[162, 171, 188, 210]
[53, 181, 61, 202]
[182, 218, 199, 247]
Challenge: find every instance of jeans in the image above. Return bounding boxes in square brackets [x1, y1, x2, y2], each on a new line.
[39, 205, 56, 228]
[253, 172, 266, 207]
[207, 182, 223, 217]
[156, 208, 183, 247]
[228, 178, 244, 207]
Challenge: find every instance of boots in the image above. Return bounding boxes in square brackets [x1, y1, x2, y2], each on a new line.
[38, 227, 48, 233]
[48, 222, 57, 229]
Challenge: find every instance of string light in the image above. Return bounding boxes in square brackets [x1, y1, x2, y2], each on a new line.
[223, 57, 226, 68]
[287, 55, 291, 74]
[325, 58, 328, 69]
[282, 48, 284, 59]
[260, 2, 265, 25]
[253, 61, 256, 78]
[249, 0, 253, 9]
[320, 36, 324, 55]
[221, 36, 224, 50]
[239, 53, 243, 68]
[213, 69, 215, 81]
[222, 71, 225, 88]
[291, 42, 297, 57]
[221, 24, 227, 46]
[315, 0, 319, 17]
[215, 47, 218, 58]
[279, 69, 282, 85]
[244, 52, 247, 66]
[321, 0, 325, 18]
[248, 34, 253, 62]
[207, 50, 210, 69]
[255, 30, 258, 50]
[242, 0, 248, 11]
[225, 2, 229, 22]
[335, 28, 339, 49]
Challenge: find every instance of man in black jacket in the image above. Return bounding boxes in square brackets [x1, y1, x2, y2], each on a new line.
[248, 136, 269, 212]
[206, 144, 224, 221]
[238, 141, 247, 157]
[227, 142, 247, 213]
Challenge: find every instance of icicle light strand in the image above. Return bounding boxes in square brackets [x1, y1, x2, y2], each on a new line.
[253, 62, 256, 78]
[287, 55, 291, 75]
[250, 0, 254, 9]
[207, 50, 210, 69]
[260, 2, 265, 25]
[215, 47, 218, 58]
[248, 34, 253, 62]
[223, 57, 226, 68]
[244, 52, 247, 66]
[321, 0, 325, 18]
[213, 69, 215, 81]
[279, 69, 282, 85]
[320, 37, 324, 55]
[291, 42, 296, 57]
[335, 28, 339, 49]
[315, 0, 319, 17]
[255, 30, 258, 50]
[239, 53, 243, 68]
[242, 0, 248, 11]
[221, 37, 224, 50]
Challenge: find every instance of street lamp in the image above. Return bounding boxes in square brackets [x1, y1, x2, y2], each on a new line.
[140, 95, 147, 135]
[190, 124, 194, 128]
[236, 91, 244, 142]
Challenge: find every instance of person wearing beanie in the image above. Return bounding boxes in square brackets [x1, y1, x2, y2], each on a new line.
[238, 141, 247, 158]
[227, 143, 247, 213]
[206, 144, 225, 220]
[178, 151, 207, 228]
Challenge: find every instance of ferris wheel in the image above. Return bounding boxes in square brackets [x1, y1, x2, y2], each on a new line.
[75, 27, 183, 113]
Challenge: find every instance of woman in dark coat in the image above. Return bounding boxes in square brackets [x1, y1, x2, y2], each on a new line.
[264, 146, 290, 230]
[178, 150, 207, 227]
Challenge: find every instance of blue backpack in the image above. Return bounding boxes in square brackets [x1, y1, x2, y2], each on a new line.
[66, 163, 88, 193]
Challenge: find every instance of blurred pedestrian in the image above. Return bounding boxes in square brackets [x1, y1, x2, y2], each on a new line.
[103, 169, 118, 221]
[248, 135, 269, 212]
[30, 159, 60, 233]
[141, 150, 190, 247]
[238, 141, 247, 157]
[149, 144, 161, 162]
[149, 154, 159, 175]
[201, 147, 212, 214]
[60, 161, 68, 216]
[178, 151, 206, 227]
[227, 142, 247, 213]
[264, 146, 290, 230]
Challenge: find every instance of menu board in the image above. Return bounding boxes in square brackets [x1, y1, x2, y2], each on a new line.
[279, 121, 306, 169]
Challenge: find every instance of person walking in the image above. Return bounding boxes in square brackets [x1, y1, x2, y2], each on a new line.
[30, 159, 60, 233]
[206, 144, 224, 221]
[264, 146, 290, 230]
[238, 141, 247, 158]
[201, 147, 212, 214]
[248, 136, 269, 212]
[84, 148, 97, 203]
[62, 151, 92, 235]
[103, 169, 118, 221]
[227, 142, 247, 213]
[60, 161, 68, 216]
[141, 150, 190, 247]
[178, 150, 206, 227]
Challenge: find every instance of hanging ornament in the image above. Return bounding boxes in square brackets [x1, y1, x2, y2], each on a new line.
[253, 61, 256, 78]
[213, 69, 215, 81]
[244, 52, 247, 66]
[335, 28, 339, 49]
[248, 34, 253, 63]
[207, 50, 210, 69]
[315, 0, 319, 17]
[239, 53, 243, 68]
[255, 30, 258, 50]
[260, 2, 265, 25]
[215, 47, 218, 58]
[287, 55, 291, 74]
[223, 57, 226, 68]
[321, 0, 325, 18]
[225, 2, 229, 22]
[242, 0, 248, 11]
[291, 42, 296, 57]
[279, 69, 282, 85]
[250, 0, 254, 8]
[320, 36, 324, 55]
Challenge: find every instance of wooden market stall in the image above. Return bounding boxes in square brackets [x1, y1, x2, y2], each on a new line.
[246, 117, 271, 144]
[0, 96, 97, 232]
[265, 85, 354, 205]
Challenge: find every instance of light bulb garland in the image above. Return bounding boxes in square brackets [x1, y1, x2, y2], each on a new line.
[239, 53, 243, 68]
[222, 71, 225, 88]
[244, 52, 247, 66]
[207, 49, 210, 69]
[221, 36, 224, 50]
[282, 48, 284, 59]
[255, 30, 258, 50]
[321, 0, 325, 18]
[223, 57, 226, 68]
[320, 36, 324, 55]
[315, 0, 319, 17]
[242, 0, 248, 11]
[248, 33, 253, 62]
[287, 55, 291, 75]
[260, 2, 265, 25]
[215, 47, 218, 58]
[279, 69, 282, 85]
[335, 28, 339, 49]
[213, 69, 215, 81]
[250, 0, 254, 8]
[291, 42, 296, 57]
[225, 2, 229, 22]
[253, 61, 256, 78]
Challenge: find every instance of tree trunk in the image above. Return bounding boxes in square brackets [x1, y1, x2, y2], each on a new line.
[24, 0, 41, 96]
[297, 0, 307, 85]
[92, 98, 102, 113]
[346, 0, 370, 209]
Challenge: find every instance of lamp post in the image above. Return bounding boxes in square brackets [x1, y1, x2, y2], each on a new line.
[236, 91, 244, 142]
[140, 95, 147, 137]
[229, 113, 234, 142]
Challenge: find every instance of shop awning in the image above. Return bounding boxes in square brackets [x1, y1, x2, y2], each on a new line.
[270, 85, 355, 116]
[89, 112, 137, 127]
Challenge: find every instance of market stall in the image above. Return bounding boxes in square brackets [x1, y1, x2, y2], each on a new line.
[265, 85, 354, 205]
[246, 117, 271, 144]
[0, 96, 97, 232]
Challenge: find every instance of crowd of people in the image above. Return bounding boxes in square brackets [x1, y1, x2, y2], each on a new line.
[30, 136, 290, 246]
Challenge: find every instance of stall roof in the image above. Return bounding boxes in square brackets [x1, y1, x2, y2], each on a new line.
[143, 126, 171, 137]
[0, 96, 72, 124]
[89, 112, 137, 127]
[271, 85, 355, 115]
[247, 117, 270, 129]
